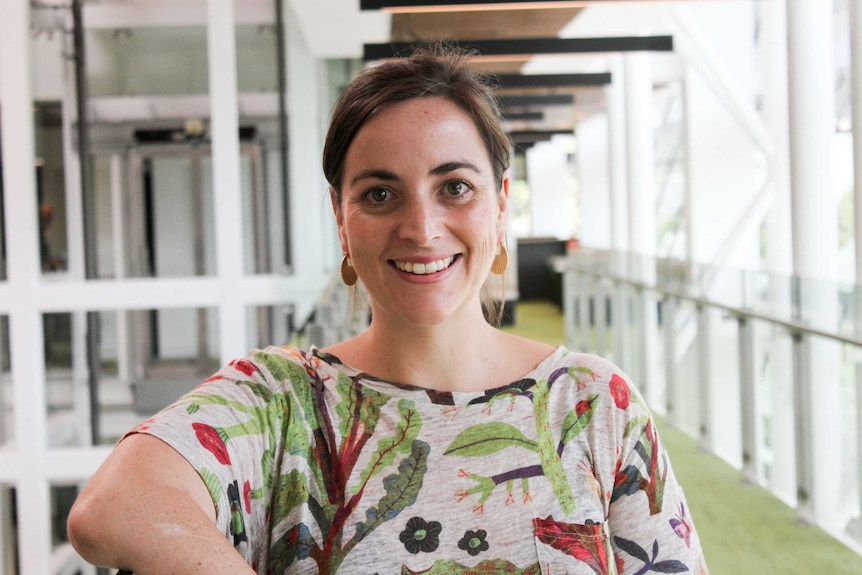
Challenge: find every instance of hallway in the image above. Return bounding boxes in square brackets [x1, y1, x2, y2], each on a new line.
[504, 301, 862, 575]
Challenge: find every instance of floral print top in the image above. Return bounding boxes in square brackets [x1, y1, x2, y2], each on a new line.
[131, 345, 709, 575]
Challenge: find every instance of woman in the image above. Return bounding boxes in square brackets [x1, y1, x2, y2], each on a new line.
[68, 48, 709, 575]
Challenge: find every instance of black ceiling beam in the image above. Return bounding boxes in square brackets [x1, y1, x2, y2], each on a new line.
[361, 0, 577, 8]
[499, 94, 574, 107]
[502, 111, 544, 121]
[495, 72, 611, 88]
[363, 36, 673, 60]
[509, 128, 573, 143]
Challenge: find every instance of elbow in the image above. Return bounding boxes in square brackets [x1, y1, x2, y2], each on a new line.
[67, 495, 111, 567]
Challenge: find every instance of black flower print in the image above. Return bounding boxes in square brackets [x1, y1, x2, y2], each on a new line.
[399, 517, 442, 554]
[457, 529, 489, 556]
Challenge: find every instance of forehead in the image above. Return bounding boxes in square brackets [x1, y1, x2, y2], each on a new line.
[344, 96, 490, 172]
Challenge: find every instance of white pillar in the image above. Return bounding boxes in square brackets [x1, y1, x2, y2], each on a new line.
[607, 56, 630, 370]
[607, 55, 629, 253]
[852, 0, 862, 284]
[759, 0, 796, 507]
[786, 0, 841, 528]
[0, 1, 53, 573]
[207, 0, 247, 363]
[850, 0, 862, 524]
[624, 52, 658, 403]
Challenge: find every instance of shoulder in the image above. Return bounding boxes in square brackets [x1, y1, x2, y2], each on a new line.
[538, 348, 647, 414]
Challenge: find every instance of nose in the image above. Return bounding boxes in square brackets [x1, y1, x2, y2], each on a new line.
[398, 195, 443, 245]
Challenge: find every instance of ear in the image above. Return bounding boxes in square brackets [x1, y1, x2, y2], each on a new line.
[330, 187, 349, 254]
[496, 171, 510, 242]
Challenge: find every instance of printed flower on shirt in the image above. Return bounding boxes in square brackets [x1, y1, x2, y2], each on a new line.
[193, 422, 231, 465]
[399, 517, 442, 554]
[458, 529, 489, 556]
[231, 359, 257, 378]
[609, 374, 630, 409]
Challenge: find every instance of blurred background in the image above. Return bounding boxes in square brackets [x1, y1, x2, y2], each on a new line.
[1, 0, 861, 573]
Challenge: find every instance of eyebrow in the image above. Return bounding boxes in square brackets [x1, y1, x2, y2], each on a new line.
[348, 161, 482, 187]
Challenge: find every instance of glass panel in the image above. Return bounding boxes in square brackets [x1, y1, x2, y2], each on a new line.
[87, 27, 210, 97]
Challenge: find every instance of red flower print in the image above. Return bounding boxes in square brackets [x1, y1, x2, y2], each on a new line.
[232, 360, 256, 377]
[243, 480, 252, 513]
[609, 374, 630, 409]
[576, 399, 592, 416]
[193, 422, 231, 465]
[534, 516, 610, 575]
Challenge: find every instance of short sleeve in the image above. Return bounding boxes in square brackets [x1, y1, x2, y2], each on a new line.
[125, 346, 308, 562]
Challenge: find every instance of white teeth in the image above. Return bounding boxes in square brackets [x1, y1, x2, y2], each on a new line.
[395, 256, 454, 275]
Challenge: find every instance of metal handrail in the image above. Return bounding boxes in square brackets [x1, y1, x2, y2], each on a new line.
[550, 255, 862, 348]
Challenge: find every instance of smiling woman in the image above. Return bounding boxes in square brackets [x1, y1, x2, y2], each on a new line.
[67, 46, 710, 575]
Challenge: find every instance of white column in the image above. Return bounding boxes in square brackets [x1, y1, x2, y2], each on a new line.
[624, 52, 658, 403]
[786, 0, 841, 528]
[850, 0, 862, 524]
[760, 0, 796, 507]
[607, 56, 630, 369]
[0, 1, 53, 573]
[207, 0, 247, 362]
[852, 0, 862, 284]
[607, 55, 629, 253]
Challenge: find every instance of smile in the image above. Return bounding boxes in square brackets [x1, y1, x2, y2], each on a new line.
[393, 256, 455, 275]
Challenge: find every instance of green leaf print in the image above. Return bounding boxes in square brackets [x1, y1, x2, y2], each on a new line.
[271, 468, 310, 527]
[199, 467, 222, 505]
[336, 372, 389, 442]
[560, 394, 598, 445]
[237, 379, 275, 402]
[568, 366, 598, 385]
[624, 416, 650, 439]
[355, 399, 421, 491]
[444, 422, 539, 457]
[354, 440, 430, 542]
[401, 558, 542, 575]
[254, 350, 310, 385]
[533, 379, 576, 515]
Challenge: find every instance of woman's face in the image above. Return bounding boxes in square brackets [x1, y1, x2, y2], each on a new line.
[333, 96, 508, 328]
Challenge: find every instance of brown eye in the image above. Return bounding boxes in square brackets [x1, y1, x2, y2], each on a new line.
[445, 181, 471, 197]
[366, 188, 391, 203]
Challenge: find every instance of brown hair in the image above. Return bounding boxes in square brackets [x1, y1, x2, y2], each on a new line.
[323, 45, 511, 326]
[323, 45, 511, 201]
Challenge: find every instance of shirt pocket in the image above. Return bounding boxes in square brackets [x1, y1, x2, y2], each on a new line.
[533, 516, 618, 575]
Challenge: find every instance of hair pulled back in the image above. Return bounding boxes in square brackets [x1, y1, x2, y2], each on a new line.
[323, 45, 511, 201]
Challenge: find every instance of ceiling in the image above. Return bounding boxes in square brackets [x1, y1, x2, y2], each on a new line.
[365, 4, 596, 140]
[67, 0, 674, 137]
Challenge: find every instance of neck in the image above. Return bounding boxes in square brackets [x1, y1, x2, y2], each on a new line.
[349, 306, 503, 392]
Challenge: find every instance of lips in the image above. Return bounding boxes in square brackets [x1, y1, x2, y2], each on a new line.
[393, 256, 455, 275]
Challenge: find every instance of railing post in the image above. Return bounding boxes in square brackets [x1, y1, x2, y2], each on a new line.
[613, 280, 628, 369]
[738, 315, 760, 484]
[563, 267, 576, 349]
[696, 303, 713, 452]
[595, 277, 607, 357]
[663, 295, 678, 426]
[792, 331, 815, 524]
[578, 272, 591, 352]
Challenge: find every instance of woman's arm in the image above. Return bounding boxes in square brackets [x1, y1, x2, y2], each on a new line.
[68, 433, 256, 575]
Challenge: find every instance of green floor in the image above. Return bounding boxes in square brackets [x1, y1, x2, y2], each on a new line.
[503, 301, 862, 575]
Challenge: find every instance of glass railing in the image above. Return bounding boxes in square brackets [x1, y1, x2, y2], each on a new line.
[550, 247, 862, 556]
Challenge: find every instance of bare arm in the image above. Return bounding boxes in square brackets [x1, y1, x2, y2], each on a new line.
[68, 433, 256, 575]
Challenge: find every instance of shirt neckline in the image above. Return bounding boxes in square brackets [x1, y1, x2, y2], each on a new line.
[308, 344, 567, 404]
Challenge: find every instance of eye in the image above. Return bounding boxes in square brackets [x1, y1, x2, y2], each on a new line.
[443, 180, 472, 197]
[364, 187, 392, 204]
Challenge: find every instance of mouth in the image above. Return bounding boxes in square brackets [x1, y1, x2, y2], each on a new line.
[392, 255, 456, 275]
